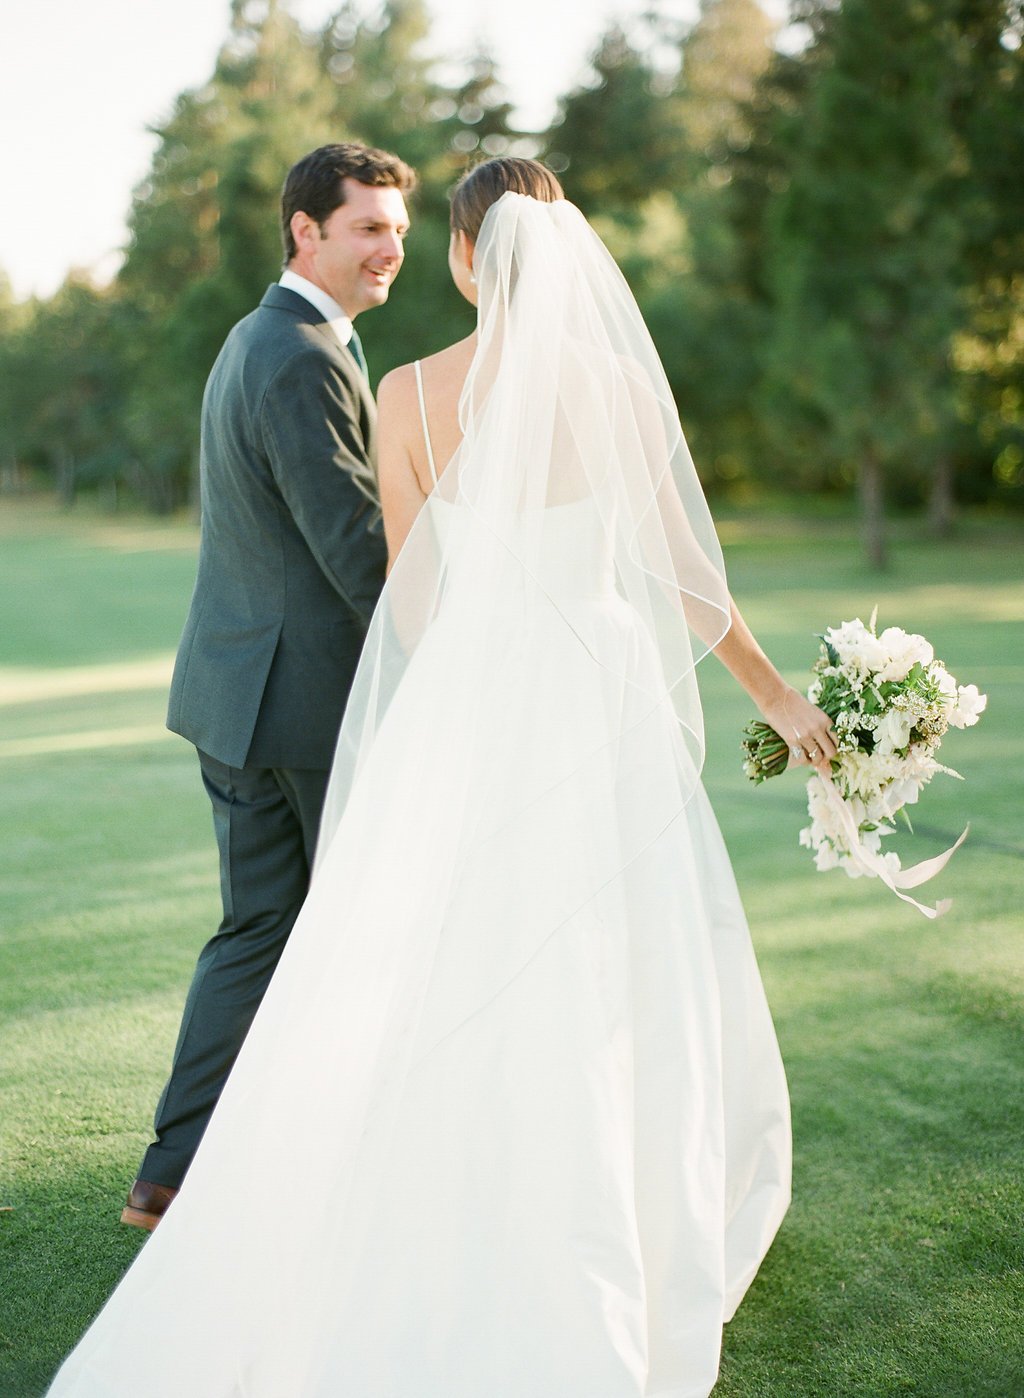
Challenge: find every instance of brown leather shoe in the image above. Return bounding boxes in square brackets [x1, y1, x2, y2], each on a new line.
[120, 1178, 179, 1231]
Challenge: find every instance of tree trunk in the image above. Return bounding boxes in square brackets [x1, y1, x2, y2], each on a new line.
[56, 448, 76, 509]
[0, 451, 19, 495]
[858, 452, 887, 570]
[102, 476, 120, 513]
[928, 454, 955, 537]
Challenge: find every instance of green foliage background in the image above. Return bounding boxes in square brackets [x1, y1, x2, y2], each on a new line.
[1, 0, 1022, 564]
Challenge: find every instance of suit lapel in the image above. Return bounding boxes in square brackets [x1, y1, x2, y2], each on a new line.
[260, 284, 376, 420]
[321, 323, 376, 422]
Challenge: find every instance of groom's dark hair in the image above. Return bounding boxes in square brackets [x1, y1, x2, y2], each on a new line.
[281, 143, 417, 262]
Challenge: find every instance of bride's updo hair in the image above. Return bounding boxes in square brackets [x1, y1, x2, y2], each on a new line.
[450, 157, 564, 242]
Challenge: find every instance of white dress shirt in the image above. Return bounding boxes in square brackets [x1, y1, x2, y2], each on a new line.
[278, 269, 354, 350]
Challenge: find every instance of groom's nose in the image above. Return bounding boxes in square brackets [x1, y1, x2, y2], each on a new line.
[378, 229, 405, 266]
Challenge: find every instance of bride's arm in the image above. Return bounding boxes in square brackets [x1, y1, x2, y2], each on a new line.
[626, 385, 836, 775]
[376, 367, 428, 573]
[646, 451, 836, 774]
[713, 599, 837, 775]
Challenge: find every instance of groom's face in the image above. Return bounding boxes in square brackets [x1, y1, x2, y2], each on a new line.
[303, 177, 410, 319]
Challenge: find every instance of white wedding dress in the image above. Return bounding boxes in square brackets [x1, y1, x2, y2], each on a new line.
[48, 196, 790, 1398]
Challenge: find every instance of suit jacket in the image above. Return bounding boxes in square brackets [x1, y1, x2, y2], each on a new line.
[167, 284, 388, 769]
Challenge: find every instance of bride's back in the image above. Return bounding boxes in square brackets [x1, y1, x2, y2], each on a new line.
[390, 337, 476, 493]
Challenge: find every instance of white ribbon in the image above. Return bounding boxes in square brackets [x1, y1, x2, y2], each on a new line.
[815, 773, 969, 919]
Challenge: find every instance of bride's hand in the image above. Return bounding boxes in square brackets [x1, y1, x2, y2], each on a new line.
[758, 685, 837, 779]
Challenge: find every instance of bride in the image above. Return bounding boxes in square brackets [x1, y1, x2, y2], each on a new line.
[48, 158, 836, 1398]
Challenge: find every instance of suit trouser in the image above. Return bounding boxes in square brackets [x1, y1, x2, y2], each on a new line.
[139, 749, 330, 1189]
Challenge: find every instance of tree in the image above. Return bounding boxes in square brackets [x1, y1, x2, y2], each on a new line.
[547, 23, 684, 216]
[759, 0, 971, 566]
[941, 0, 1024, 524]
[678, 0, 776, 159]
[0, 0, 527, 513]
[561, 2, 778, 489]
[319, 1, 517, 378]
[4, 279, 132, 506]
[662, 0, 778, 485]
[4, 0, 1020, 526]
[0, 272, 31, 493]
[119, 1, 340, 506]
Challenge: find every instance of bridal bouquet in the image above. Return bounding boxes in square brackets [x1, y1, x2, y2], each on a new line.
[742, 612, 987, 916]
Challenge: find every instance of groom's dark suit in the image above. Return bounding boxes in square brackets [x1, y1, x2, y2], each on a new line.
[141, 283, 387, 1189]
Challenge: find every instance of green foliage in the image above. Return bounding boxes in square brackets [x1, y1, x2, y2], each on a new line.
[759, 2, 964, 507]
[552, 2, 778, 491]
[0, 0, 515, 512]
[547, 22, 686, 215]
[0, 0, 1021, 554]
[743, 0, 1024, 554]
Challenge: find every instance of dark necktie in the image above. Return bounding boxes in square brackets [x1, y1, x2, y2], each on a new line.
[347, 327, 367, 377]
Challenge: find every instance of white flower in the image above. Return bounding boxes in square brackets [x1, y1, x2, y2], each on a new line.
[901, 690, 930, 720]
[838, 851, 867, 879]
[859, 825, 884, 854]
[948, 683, 988, 729]
[825, 619, 888, 674]
[903, 742, 940, 780]
[865, 791, 890, 823]
[862, 773, 924, 823]
[934, 667, 958, 711]
[873, 708, 913, 757]
[815, 843, 841, 872]
[805, 784, 846, 847]
[886, 775, 924, 810]
[875, 627, 934, 683]
[878, 850, 903, 881]
[837, 748, 909, 802]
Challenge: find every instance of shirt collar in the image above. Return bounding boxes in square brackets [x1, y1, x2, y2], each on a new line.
[279, 269, 353, 346]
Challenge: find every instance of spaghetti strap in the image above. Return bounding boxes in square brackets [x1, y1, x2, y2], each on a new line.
[413, 360, 439, 488]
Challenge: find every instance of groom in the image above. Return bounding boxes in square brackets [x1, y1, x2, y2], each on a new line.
[122, 143, 416, 1229]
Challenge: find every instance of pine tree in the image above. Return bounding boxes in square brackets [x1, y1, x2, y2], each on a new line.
[547, 24, 682, 216]
[118, 0, 336, 506]
[760, 0, 968, 566]
[319, 1, 518, 378]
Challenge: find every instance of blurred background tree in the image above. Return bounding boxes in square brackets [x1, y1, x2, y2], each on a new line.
[0, 0, 1020, 559]
[750, 0, 1024, 565]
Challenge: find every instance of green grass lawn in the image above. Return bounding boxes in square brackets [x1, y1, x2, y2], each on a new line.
[2, 496, 1022, 1397]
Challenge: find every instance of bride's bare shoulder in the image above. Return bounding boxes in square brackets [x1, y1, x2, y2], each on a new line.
[379, 336, 475, 401]
[421, 335, 477, 372]
[376, 360, 418, 412]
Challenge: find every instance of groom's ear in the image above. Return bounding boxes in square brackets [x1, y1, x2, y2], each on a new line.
[289, 210, 320, 259]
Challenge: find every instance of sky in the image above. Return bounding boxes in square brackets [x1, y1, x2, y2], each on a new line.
[1, 0, 787, 302]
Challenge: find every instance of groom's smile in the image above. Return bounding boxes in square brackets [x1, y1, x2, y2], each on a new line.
[363, 261, 395, 290]
[290, 176, 410, 320]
